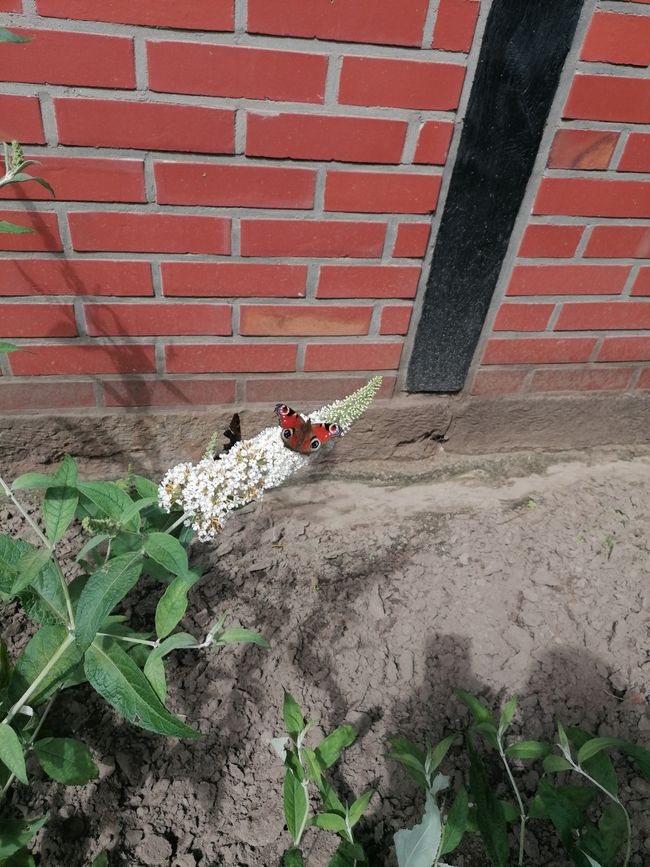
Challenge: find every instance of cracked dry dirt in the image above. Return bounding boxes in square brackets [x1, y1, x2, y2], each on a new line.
[3, 447, 650, 866]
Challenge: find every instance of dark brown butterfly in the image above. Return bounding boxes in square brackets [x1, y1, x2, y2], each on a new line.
[221, 413, 241, 454]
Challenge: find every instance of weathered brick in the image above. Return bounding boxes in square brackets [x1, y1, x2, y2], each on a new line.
[247, 0, 428, 47]
[483, 338, 596, 365]
[304, 342, 403, 371]
[581, 12, 650, 67]
[317, 265, 420, 298]
[239, 305, 372, 336]
[471, 369, 526, 395]
[0, 260, 153, 297]
[103, 378, 236, 407]
[0, 382, 96, 411]
[0, 29, 135, 88]
[0, 211, 61, 252]
[148, 41, 327, 104]
[637, 368, 650, 389]
[548, 129, 618, 170]
[0, 95, 44, 144]
[240, 220, 386, 258]
[0, 303, 76, 336]
[519, 225, 584, 258]
[493, 303, 554, 332]
[534, 178, 650, 219]
[618, 134, 650, 173]
[0, 0, 22, 9]
[10, 344, 156, 375]
[0, 156, 145, 203]
[507, 265, 629, 296]
[379, 306, 412, 335]
[598, 336, 650, 362]
[85, 303, 232, 336]
[431, 0, 480, 53]
[55, 98, 234, 154]
[325, 171, 441, 214]
[245, 375, 395, 403]
[529, 367, 633, 392]
[565, 75, 650, 124]
[413, 121, 454, 165]
[162, 262, 307, 298]
[245, 112, 407, 164]
[584, 226, 650, 259]
[166, 344, 297, 373]
[556, 302, 650, 331]
[36, 0, 234, 29]
[339, 56, 465, 110]
[393, 223, 430, 258]
[68, 213, 230, 254]
[632, 268, 650, 296]
[155, 162, 315, 209]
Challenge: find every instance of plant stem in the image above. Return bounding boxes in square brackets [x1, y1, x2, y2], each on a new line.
[2, 632, 75, 727]
[96, 632, 157, 648]
[498, 738, 527, 866]
[165, 511, 192, 534]
[0, 694, 56, 801]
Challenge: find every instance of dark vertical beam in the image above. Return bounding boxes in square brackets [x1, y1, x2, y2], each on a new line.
[407, 0, 584, 392]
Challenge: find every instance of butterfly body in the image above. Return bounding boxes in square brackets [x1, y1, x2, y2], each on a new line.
[275, 404, 341, 454]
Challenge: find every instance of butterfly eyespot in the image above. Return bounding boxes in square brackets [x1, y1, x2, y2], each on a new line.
[310, 438, 321, 451]
[330, 424, 340, 434]
[282, 429, 293, 440]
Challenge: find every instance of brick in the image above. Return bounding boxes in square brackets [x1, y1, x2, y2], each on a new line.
[245, 112, 407, 164]
[507, 265, 629, 297]
[10, 344, 156, 375]
[584, 226, 650, 259]
[339, 56, 465, 111]
[0, 381, 96, 411]
[68, 213, 230, 255]
[325, 171, 441, 214]
[519, 224, 584, 258]
[247, 0, 428, 47]
[471, 369, 526, 395]
[166, 344, 296, 373]
[581, 12, 650, 67]
[530, 367, 633, 393]
[0, 157, 145, 203]
[162, 262, 306, 298]
[0, 0, 21, 9]
[598, 336, 650, 362]
[0, 96, 44, 144]
[556, 301, 650, 331]
[565, 75, 650, 124]
[379, 306, 412, 335]
[413, 121, 454, 165]
[55, 98, 234, 155]
[304, 342, 403, 371]
[0, 211, 61, 252]
[483, 338, 596, 365]
[534, 178, 650, 219]
[148, 41, 327, 104]
[393, 223, 430, 258]
[155, 162, 315, 209]
[431, 0, 480, 52]
[638, 368, 650, 389]
[618, 134, 650, 173]
[245, 375, 395, 403]
[0, 29, 134, 88]
[548, 129, 618, 170]
[103, 378, 236, 407]
[632, 269, 650, 296]
[85, 303, 232, 337]
[240, 305, 371, 336]
[317, 265, 420, 298]
[0, 260, 153, 297]
[240, 220, 386, 258]
[36, 0, 233, 30]
[493, 303, 554, 332]
[0, 303, 76, 337]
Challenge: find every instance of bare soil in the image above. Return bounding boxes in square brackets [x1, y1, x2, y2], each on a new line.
[3, 447, 650, 867]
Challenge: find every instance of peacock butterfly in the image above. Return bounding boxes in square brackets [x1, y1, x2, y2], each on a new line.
[275, 404, 341, 455]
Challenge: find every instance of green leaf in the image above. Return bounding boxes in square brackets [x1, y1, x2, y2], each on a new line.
[543, 755, 573, 773]
[312, 812, 348, 834]
[120, 497, 157, 527]
[154, 571, 201, 640]
[84, 638, 198, 738]
[213, 627, 269, 648]
[315, 724, 357, 770]
[144, 532, 189, 578]
[2, 847, 37, 866]
[348, 789, 374, 827]
[474, 721, 499, 750]
[499, 696, 517, 733]
[505, 741, 551, 760]
[0, 638, 11, 690]
[387, 736, 427, 791]
[0, 221, 32, 234]
[328, 840, 366, 867]
[43, 486, 78, 545]
[426, 734, 455, 776]
[51, 455, 77, 488]
[0, 723, 27, 784]
[0, 341, 21, 354]
[12, 174, 54, 197]
[75, 534, 111, 563]
[89, 852, 108, 867]
[134, 475, 158, 499]
[439, 785, 468, 855]
[77, 482, 139, 532]
[0, 28, 31, 43]
[557, 721, 570, 753]
[283, 768, 308, 844]
[529, 784, 596, 821]
[576, 735, 650, 782]
[456, 689, 493, 725]
[10, 474, 52, 492]
[394, 789, 443, 867]
[283, 692, 305, 740]
[319, 779, 345, 815]
[536, 779, 594, 867]
[0, 816, 47, 860]
[75, 553, 143, 651]
[466, 734, 509, 867]
[11, 549, 51, 595]
[599, 803, 627, 867]
[143, 632, 197, 703]
[566, 728, 619, 795]
[33, 737, 98, 785]
[10, 626, 81, 706]
[18, 561, 69, 625]
[283, 848, 305, 867]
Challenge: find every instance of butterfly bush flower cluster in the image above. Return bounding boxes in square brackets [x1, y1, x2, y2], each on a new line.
[159, 377, 382, 541]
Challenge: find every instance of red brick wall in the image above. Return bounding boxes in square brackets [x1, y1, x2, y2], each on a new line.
[472, 0, 650, 398]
